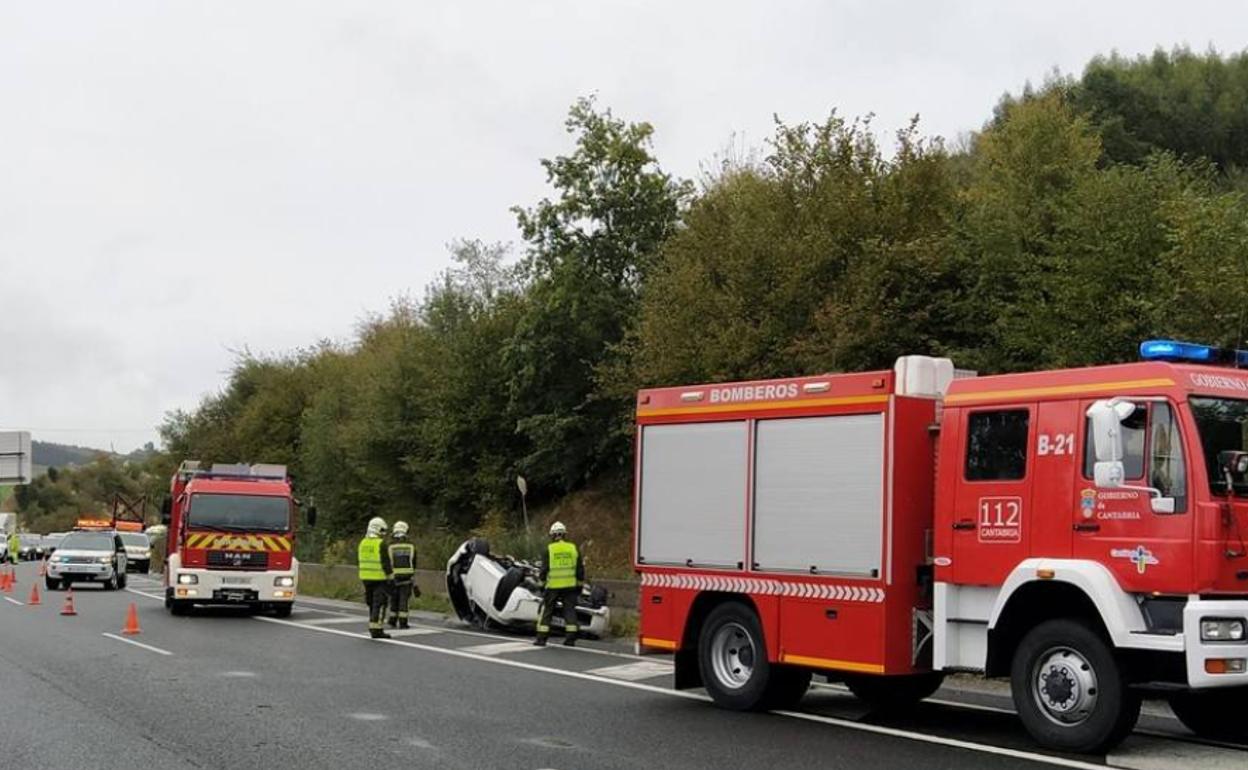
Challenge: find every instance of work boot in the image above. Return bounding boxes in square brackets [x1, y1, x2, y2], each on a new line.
[387, 616, 398, 628]
[370, 628, 391, 640]
[532, 636, 547, 647]
[398, 620, 410, 630]
[562, 634, 577, 648]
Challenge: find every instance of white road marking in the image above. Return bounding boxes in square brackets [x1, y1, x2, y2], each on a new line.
[4, 596, 23, 606]
[584, 661, 672, 681]
[126, 587, 165, 601]
[387, 628, 441, 637]
[461, 640, 546, 656]
[303, 616, 369, 625]
[1108, 735, 1248, 770]
[347, 712, 388, 721]
[219, 671, 257, 678]
[101, 632, 174, 656]
[253, 616, 1110, 770]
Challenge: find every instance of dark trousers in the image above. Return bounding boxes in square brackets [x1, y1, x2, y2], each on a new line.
[389, 579, 413, 621]
[536, 587, 581, 638]
[363, 580, 389, 630]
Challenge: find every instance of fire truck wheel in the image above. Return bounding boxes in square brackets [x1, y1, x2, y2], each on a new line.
[844, 672, 944, 711]
[1011, 619, 1140, 753]
[762, 667, 812, 709]
[169, 600, 191, 616]
[272, 603, 293, 618]
[698, 602, 773, 710]
[1167, 688, 1247, 740]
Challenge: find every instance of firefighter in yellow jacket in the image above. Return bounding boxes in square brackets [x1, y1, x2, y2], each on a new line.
[358, 517, 392, 639]
[533, 521, 584, 647]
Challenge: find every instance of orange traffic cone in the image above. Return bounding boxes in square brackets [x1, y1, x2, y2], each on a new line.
[27, 582, 40, 606]
[0, 569, 9, 593]
[60, 588, 77, 616]
[121, 602, 141, 635]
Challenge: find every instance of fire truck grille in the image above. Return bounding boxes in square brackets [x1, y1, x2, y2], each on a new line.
[205, 551, 269, 570]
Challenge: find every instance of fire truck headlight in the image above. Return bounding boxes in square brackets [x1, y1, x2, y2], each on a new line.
[177, 573, 199, 585]
[1201, 618, 1246, 642]
[274, 576, 295, 587]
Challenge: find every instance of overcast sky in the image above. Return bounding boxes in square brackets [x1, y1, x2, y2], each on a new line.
[0, 2, 1242, 452]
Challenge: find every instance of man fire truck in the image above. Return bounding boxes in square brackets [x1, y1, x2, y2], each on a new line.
[633, 340, 1248, 752]
[162, 461, 315, 617]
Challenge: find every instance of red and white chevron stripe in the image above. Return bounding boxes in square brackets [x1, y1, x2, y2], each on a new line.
[639, 572, 885, 603]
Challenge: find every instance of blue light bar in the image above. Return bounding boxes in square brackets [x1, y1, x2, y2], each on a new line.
[1140, 339, 1248, 367]
[1140, 339, 1219, 362]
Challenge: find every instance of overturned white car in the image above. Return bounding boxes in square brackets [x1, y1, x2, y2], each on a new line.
[445, 538, 611, 639]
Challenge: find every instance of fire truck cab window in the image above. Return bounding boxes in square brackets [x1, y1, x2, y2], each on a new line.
[1149, 403, 1187, 511]
[1081, 402, 1186, 512]
[965, 410, 1029, 481]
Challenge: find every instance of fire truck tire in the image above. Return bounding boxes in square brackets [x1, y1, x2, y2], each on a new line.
[272, 603, 294, 618]
[1167, 688, 1247, 740]
[763, 667, 813, 709]
[168, 599, 191, 616]
[698, 602, 773, 711]
[844, 672, 944, 711]
[1010, 619, 1140, 753]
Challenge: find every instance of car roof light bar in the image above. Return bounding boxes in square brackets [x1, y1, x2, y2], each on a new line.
[1139, 339, 1248, 367]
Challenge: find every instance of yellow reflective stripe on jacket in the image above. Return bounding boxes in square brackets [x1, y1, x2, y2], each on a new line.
[358, 537, 386, 581]
[546, 541, 579, 589]
[389, 543, 415, 575]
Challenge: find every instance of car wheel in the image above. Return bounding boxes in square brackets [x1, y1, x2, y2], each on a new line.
[1168, 688, 1248, 740]
[468, 537, 490, 556]
[844, 672, 945, 711]
[698, 601, 774, 711]
[118, 572, 128, 589]
[106, 572, 119, 591]
[45, 576, 60, 591]
[1011, 619, 1140, 753]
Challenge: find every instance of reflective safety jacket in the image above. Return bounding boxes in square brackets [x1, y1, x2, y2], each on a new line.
[357, 536, 391, 582]
[389, 541, 416, 581]
[542, 540, 583, 590]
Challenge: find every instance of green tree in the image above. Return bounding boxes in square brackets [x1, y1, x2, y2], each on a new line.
[506, 97, 691, 492]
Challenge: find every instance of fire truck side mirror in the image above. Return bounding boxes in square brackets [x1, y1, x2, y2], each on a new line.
[1220, 450, 1248, 478]
[160, 496, 172, 525]
[1087, 399, 1136, 464]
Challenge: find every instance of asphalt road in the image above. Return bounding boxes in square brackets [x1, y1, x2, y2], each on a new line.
[2, 561, 1245, 770]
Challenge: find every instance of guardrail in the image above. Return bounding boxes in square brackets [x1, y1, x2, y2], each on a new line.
[298, 563, 639, 611]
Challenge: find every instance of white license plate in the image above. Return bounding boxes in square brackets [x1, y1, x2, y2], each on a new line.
[221, 577, 252, 585]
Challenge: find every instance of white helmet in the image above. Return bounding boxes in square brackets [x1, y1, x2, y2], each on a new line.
[366, 517, 388, 538]
[392, 521, 409, 538]
[549, 521, 567, 538]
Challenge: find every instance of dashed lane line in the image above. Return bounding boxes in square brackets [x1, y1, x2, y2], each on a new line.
[459, 640, 546, 656]
[4, 596, 23, 606]
[101, 632, 174, 656]
[584, 661, 672, 681]
[253, 615, 1109, 770]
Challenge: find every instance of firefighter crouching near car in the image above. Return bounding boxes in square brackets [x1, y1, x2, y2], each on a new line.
[533, 521, 584, 647]
[358, 517, 393, 639]
[387, 521, 420, 630]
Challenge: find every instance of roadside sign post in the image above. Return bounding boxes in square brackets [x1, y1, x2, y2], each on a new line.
[0, 431, 32, 485]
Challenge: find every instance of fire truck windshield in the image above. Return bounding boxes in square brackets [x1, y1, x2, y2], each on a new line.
[188, 494, 290, 532]
[1191, 397, 1248, 495]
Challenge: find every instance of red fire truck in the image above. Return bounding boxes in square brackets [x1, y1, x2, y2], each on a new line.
[162, 461, 315, 617]
[633, 340, 1248, 752]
